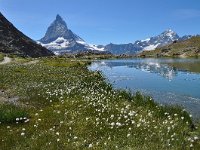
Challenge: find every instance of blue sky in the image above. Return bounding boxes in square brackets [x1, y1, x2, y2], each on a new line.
[1, 0, 200, 45]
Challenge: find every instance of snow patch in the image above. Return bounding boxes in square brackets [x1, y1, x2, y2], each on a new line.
[38, 37, 70, 50]
[141, 38, 150, 42]
[143, 44, 160, 51]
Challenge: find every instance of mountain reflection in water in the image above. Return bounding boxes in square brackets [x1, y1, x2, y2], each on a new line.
[89, 58, 200, 118]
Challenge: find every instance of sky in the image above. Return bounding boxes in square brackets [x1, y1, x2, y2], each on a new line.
[1, 0, 200, 45]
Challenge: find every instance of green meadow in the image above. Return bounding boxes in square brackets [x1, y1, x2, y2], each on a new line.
[0, 57, 199, 149]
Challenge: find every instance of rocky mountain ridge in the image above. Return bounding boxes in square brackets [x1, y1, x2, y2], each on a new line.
[0, 12, 54, 57]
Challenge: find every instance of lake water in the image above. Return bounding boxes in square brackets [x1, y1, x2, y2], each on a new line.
[89, 58, 200, 118]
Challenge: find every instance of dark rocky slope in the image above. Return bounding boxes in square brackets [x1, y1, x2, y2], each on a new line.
[0, 12, 54, 57]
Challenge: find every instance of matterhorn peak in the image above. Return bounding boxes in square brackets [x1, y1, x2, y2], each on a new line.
[39, 14, 75, 44]
[39, 14, 104, 54]
[56, 14, 63, 21]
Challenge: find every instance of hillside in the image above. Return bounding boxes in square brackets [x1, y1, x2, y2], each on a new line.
[0, 12, 54, 57]
[138, 36, 200, 58]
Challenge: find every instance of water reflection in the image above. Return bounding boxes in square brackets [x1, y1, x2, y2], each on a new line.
[89, 58, 200, 118]
[96, 59, 180, 81]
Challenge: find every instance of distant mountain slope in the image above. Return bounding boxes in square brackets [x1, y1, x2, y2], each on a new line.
[138, 36, 200, 57]
[104, 29, 192, 55]
[39, 15, 105, 55]
[0, 12, 54, 57]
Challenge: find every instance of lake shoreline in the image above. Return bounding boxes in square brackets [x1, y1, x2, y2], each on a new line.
[0, 57, 200, 149]
[89, 58, 200, 119]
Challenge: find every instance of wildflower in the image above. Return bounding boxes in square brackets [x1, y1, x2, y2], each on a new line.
[194, 136, 199, 140]
[111, 122, 115, 126]
[24, 119, 30, 123]
[131, 120, 135, 124]
[116, 122, 122, 126]
[88, 144, 93, 148]
[21, 132, 25, 136]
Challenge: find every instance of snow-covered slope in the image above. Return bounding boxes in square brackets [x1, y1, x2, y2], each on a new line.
[104, 29, 192, 54]
[137, 29, 180, 51]
[39, 15, 105, 55]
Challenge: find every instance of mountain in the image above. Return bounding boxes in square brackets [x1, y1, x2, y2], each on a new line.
[138, 36, 200, 58]
[0, 12, 54, 57]
[38, 15, 195, 56]
[104, 43, 140, 55]
[136, 29, 180, 50]
[104, 29, 186, 55]
[39, 15, 105, 55]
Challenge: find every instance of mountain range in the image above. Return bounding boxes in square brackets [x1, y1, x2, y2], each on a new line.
[39, 15, 193, 55]
[0, 12, 53, 57]
[0, 12, 198, 57]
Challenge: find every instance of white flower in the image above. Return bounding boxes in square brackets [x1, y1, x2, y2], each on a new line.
[88, 144, 93, 148]
[116, 122, 122, 126]
[194, 136, 199, 140]
[111, 122, 115, 126]
[21, 132, 25, 136]
[131, 120, 135, 124]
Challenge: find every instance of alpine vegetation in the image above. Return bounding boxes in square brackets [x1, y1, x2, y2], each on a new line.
[0, 57, 199, 149]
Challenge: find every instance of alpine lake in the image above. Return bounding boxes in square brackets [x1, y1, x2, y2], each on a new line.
[89, 58, 200, 119]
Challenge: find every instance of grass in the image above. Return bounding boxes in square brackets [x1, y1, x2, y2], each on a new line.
[0, 53, 4, 61]
[0, 103, 28, 124]
[0, 57, 199, 149]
